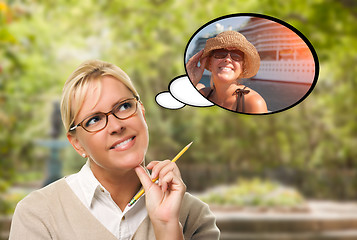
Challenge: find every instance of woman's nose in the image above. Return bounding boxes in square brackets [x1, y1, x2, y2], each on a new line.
[107, 114, 125, 135]
[224, 53, 233, 62]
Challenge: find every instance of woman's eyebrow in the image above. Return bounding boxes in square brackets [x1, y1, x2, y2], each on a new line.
[82, 110, 103, 120]
[111, 96, 133, 108]
[82, 96, 134, 120]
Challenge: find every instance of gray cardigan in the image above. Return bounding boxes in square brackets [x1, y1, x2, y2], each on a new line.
[9, 178, 220, 240]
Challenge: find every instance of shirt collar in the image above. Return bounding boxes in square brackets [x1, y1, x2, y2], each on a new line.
[76, 160, 108, 208]
[76, 160, 147, 211]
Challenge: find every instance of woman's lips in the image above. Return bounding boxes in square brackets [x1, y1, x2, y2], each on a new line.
[110, 136, 136, 151]
[219, 66, 234, 72]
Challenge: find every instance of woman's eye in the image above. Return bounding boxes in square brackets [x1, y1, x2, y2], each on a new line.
[118, 102, 132, 112]
[85, 115, 103, 127]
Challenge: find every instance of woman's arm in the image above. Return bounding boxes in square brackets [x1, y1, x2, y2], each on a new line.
[135, 160, 186, 240]
[180, 193, 220, 240]
[186, 49, 208, 87]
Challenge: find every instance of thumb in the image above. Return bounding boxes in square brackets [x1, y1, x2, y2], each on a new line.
[134, 166, 154, 191]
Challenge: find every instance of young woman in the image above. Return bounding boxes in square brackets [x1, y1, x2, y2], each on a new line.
[9, 60, 220, 240]
[186, 31, 268, 114]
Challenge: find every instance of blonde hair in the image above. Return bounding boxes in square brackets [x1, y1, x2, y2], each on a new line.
[60, 59, 139, 133]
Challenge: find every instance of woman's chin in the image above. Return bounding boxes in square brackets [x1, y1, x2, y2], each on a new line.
[215, 75, 236, 84]
[120, 153, 145, 169]
[215, 71, 239, 81]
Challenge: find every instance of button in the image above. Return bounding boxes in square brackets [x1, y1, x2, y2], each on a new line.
[100, 188, 105, 193]
[122, 216, 125, 221]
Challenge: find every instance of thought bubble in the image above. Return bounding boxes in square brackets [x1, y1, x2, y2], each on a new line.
[155, 75, 214, 109]
[155, 92, 185, 110]
[156, 13, 319, 114]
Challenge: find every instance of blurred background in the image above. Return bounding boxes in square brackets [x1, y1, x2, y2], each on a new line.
[1, 0, 357, 239]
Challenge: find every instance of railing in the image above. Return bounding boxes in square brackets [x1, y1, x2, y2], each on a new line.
[254, 60, 315, 83]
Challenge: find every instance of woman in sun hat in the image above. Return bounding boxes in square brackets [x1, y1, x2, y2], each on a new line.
[186, 30, 268, 113]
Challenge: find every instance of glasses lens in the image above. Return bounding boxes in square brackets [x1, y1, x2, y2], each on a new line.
[212, 50, 228, 59]
[79, 98, 138, 133]
[230, 51, 243, 61]
[82, 113, 107, 132]
[212, 50, 243, 61]
[113, 99, 137, 119]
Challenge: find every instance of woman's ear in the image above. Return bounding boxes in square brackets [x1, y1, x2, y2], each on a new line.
[67, 132, 86, 157]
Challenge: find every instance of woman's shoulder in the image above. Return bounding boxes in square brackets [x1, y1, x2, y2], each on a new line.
[244, 87, 263, 100]
[10, 179, 67, 234]
[236, 86, 263, 103]
[16, 179, 67, 209]
[181, 192, 213, 218]
[241, 86, 268, 113]
[183, 192, 208, 205]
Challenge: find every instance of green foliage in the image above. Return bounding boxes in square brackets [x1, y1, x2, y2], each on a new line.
[200, 178, 306, 209]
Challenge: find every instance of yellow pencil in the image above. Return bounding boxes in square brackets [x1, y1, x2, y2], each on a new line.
[128, 141, 193, 207]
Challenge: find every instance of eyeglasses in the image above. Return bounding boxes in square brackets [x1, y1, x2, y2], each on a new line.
[69, 97, 139, 133]
[211, 49, 244, 62]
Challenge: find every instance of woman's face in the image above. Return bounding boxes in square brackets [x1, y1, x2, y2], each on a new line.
[68, 76, 149, 174]
[208, 48, 243, 84]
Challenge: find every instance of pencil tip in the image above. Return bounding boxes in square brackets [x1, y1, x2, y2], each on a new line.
[187, 141, 193, 148]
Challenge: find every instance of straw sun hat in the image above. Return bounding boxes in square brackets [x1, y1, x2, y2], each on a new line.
[200, 31, 260, 78]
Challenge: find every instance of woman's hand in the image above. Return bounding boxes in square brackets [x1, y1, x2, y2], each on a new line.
[134, 160, 186, 240]
[186, 49, 208, 86]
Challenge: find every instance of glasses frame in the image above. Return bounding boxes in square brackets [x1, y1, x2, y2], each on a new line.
[69, 96, 140, 133]
[211, 49, 244, 62]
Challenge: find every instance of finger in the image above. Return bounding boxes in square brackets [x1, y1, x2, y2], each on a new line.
[134, 166, 154, 191]
[194, 49, 204, 59]
[160, 171, 186, 193]
[158, 162, 181, 185]
[146, 161, 160, 170]
[199, 57, 208, 70]
[186, 57, 197, 70]
[187, 49, 203, 68]
[160, 171, 173, 193]
[150, 160, 171, 180]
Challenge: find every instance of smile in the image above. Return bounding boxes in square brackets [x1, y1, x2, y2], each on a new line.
[219, 67, 233, 71]
[110, 136, 135, 150]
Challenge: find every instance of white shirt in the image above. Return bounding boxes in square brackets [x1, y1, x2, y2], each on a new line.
[65, 160, 148, 240]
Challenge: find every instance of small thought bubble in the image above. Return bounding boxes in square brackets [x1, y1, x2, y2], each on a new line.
[155, 92, 185, 110]
[155, 75, 214, 109]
